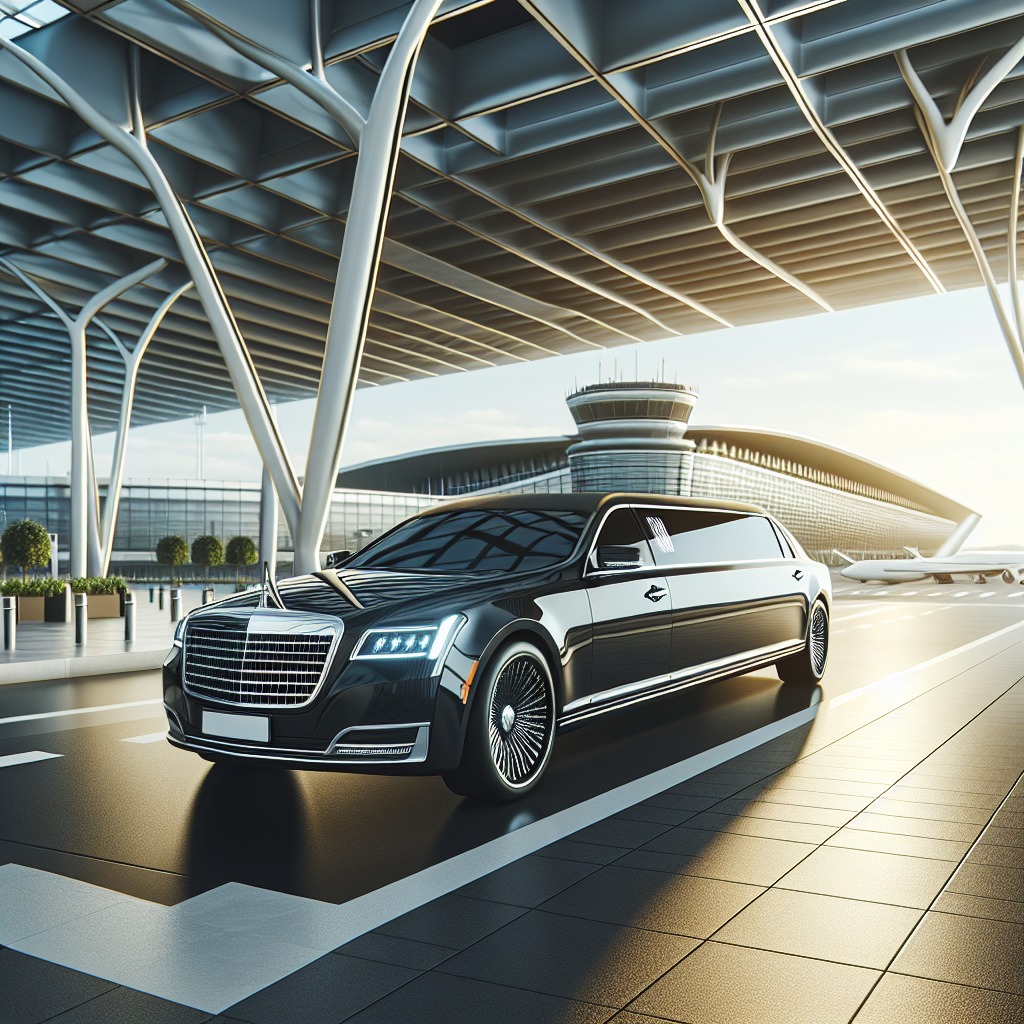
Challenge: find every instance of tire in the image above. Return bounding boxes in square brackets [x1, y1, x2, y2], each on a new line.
[776, 598, 829, 685]
[442, 640, 556, 803]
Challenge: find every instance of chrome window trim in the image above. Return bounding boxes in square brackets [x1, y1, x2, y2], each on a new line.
[181, 607, 344, 710]
[629, 505, 784, 571]
[582, 503, 781, 579]
[559, 638, 805, 725]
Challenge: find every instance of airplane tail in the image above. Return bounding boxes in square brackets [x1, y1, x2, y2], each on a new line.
[831, 550, 855, 565]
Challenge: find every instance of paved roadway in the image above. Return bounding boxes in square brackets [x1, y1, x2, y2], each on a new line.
[1, 574, 1022, 909]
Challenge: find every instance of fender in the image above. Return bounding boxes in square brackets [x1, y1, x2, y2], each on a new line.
[462, 617, 566, 721]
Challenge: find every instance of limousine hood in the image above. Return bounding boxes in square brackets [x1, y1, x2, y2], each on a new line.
[201, 567, 531, 620]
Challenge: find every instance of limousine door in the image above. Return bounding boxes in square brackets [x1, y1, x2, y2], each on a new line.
[638, 508, 805, 674]
[583, 508, 672, 705]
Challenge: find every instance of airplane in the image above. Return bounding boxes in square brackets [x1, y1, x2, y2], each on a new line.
[835, 513, 1024, 585]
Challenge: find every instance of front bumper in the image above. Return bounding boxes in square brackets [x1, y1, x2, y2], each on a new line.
[162, 645, 469, 774]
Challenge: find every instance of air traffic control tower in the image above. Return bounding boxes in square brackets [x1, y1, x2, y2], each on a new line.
[565, 382, 700, 495]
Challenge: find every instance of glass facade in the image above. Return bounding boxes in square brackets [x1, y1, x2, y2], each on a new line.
[0, 443, 958, 575]
[0, 477, 437, 576]
[569, 450, 695, 496]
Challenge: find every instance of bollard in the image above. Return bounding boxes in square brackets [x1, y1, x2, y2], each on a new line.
[75, 592, 88, 645]
[158, 585, 165, 610]
[2, 595, 16, 651]
[149, 586, 154, 603]
[124, 590, 136, 643]
[170, 587, 182, 622]
[202, 586, 214, 605]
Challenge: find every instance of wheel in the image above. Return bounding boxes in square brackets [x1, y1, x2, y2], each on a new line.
[442, 640, 556, 802]
[776, 598, 829, 685]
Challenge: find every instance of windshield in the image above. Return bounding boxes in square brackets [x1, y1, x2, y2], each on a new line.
[346, 508, 591, 573]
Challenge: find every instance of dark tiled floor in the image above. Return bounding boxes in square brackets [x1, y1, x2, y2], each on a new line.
[6, 676, 1022, 1023]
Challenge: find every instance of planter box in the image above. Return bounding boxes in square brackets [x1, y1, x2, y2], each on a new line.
[45, 587, 72, 623]
[87, 594, 122, 618]
[17, 596, 44, 622]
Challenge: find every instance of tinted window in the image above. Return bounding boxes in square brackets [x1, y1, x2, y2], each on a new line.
[589, 508, 654, 570]
[345, 508, 590, 572]
[640, 510, 782, 564]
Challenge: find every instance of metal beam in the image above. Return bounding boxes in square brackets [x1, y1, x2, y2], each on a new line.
[736, 0, 947, 295]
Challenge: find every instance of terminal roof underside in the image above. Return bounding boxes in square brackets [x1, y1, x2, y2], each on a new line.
[0, 0, 1021, 447]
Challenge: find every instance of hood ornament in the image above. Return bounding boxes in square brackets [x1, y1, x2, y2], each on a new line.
[261, 561, 285, 610]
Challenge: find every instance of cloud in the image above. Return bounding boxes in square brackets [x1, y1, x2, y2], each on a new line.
[720, 371, 830, 390]
[838, 357, 962, 380]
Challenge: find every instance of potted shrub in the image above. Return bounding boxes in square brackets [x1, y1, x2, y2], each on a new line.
[44, 579, 72, 622]
[191, 535, 224, 580]
[0, 578, 67, 622]
[156, 535, 189, 583]
[1, 520, 51, 583]
[70, 577, 127, 618]
[225, 535, 257, 581]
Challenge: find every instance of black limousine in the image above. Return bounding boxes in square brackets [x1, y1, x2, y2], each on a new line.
[163, 493, 830, 801]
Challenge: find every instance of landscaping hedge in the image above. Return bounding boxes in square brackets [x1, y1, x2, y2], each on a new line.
[69, 577, 126, 595]
[0, 578, 66, 597]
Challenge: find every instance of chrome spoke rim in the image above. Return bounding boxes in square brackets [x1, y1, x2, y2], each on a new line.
[810, 605, 828, 675]
[487, 655, 551, 786]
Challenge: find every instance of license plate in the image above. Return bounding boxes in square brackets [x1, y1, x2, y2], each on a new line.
[202, 710, 269, 743]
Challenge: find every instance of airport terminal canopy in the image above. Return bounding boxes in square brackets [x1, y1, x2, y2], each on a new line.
[1, 0, 1022, 448]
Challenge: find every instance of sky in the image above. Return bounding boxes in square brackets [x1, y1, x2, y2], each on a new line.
[16, 283, 1024, 549]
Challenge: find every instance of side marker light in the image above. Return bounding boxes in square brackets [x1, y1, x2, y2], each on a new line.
[461, 660, 479, 704]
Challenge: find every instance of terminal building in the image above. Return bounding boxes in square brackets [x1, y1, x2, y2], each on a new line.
[0, 383, 971, 575]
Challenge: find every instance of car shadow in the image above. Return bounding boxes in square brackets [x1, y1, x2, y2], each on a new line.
[182, 761, 312, 891]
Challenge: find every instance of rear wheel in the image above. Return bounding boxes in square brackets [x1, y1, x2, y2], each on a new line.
[442, 640, 556, 802]
[776, 598, 829, 685]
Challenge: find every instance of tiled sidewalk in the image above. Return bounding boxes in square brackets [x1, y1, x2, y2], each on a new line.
[3, 663, 1022, 1022]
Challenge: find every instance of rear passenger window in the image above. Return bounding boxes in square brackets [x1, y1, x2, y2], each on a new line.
[640, 510, 783, 564]
[590, 508, 655, 570]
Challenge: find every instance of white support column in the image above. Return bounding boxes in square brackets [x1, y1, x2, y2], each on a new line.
[897, 42, 1024, 388]
[0, 35, 303, 542]
[0, 256, 165, 579]
[86, 424, 102, 577]
[259, 463, 279, 579]
[293, 0, 443, 574]
[95, 282, 193, 576]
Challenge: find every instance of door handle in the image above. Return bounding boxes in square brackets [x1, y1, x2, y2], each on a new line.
[645, 585, 667, 603]
[793, 570, 804, 581]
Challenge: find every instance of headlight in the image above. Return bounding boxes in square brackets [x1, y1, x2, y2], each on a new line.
[172, 613, 190, 648]
[353, 614, 463, 665]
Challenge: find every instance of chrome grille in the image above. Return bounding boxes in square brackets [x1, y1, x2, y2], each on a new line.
[183, 617, 337, 708]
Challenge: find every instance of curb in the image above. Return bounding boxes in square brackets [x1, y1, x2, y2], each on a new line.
[0, 648, 170, 686]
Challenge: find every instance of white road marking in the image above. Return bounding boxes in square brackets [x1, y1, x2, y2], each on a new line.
[0, 699, 162, 727]
[834, 606, 899, 623]
[0, 751, 62, 769]
[829, 619, 1024, 709]
[952, 591, 970, 598]
[7, 703, 821, 1012]
[979, 593, 994, 599]
[1009, 592, 1024, 599]
[122, 732, 167, 744]
[9, 606, 1023, 1013]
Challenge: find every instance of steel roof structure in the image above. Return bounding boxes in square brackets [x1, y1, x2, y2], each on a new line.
[1, 0, 1023, 452]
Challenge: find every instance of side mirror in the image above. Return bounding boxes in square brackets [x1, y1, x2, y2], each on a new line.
[597, 545, 644, 570]
[324, 550, 352, 569]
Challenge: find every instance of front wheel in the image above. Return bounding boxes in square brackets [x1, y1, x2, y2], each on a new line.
[776, 598, 829, 685]
[442, 640, 556, 803]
